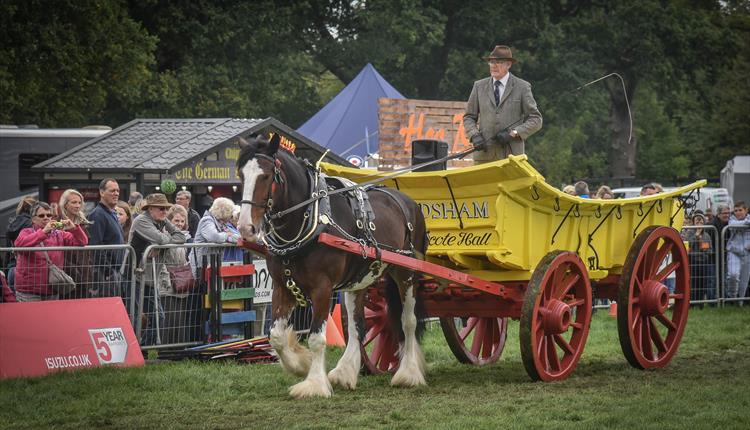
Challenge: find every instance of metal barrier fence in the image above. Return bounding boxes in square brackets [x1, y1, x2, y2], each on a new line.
[0, 243, 138, 316]
[0, 241, 327, 352]
[138, 242, 256, 350]
[682, 225, 720, 305]
[135, 242, 324, 351]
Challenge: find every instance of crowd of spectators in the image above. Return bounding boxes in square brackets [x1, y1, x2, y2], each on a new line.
[2, 182, 258, 351]
[1, 181, 252, 343]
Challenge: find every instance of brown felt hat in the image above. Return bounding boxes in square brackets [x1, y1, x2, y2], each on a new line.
[142, 193, 172, 210]
[483, 45, 517, 63]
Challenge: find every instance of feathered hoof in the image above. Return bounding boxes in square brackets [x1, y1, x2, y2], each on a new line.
[289, 379, 333, 399]
[328, 366, 358, 390]
[391, 367, 426, 388]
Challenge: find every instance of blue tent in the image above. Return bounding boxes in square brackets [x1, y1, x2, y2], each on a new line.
[297, 63, 404, 161]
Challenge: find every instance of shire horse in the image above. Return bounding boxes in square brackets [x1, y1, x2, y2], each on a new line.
[236, 133, 428, 398]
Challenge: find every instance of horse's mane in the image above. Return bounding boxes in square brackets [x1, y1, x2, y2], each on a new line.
[236, 134, 305, 171]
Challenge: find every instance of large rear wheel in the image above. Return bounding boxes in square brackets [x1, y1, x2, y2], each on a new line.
[617, 226, 690, 369]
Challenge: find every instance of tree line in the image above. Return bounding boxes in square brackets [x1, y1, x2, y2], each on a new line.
[2, 0, 749, 185]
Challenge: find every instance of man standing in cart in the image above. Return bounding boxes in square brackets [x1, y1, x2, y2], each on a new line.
[464, 45, 543, 163]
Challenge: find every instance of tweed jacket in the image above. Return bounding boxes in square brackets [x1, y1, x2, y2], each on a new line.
[463, 73, 542, 160]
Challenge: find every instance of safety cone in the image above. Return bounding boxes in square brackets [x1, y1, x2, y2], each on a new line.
[608, 302, 618, 317]
[331, 304, 344, 338]
[325, 314, 346, 347]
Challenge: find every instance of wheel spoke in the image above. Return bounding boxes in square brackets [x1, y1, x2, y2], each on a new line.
[655, 313, 677, 332]
[537, 332, 546, 361]
[655, 261, 680, 283]
[550, 266, 565, 300]
[565, 298, 585, 308]
[470, 319, 485, 356]
[459, 317, 479, 341]
[371, 335, 385, 365]
[634, 277, 643, 294]
[670, 293, 684, 300]
[482, 320, 495, 359]
[633, 314, 642, 346]
[363, 325, 379, 346]
[554, 334, 575, 356]
[570, 321, 583, 329]
[649, 317, 667, 355]
[640, 242, 657, 280]
[641, 317, 655, 361]
[650, 242, 674, 279]
[546, 335, 561, 372]
[555, 273, 580, 299]
[378, 336, 397, 371]
[364, 301, 383, 318]
[630, 307, 642, 333]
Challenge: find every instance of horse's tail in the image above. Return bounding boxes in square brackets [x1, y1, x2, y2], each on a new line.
[384, 275, 426, 342]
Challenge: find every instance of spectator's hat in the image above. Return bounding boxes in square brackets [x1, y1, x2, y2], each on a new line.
[142, 193, 172, 210]
[692, 211, 706, 223]
[483, 45, 517, 63]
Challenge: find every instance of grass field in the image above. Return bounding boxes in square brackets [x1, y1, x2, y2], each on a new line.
[2, 306, 750, 429]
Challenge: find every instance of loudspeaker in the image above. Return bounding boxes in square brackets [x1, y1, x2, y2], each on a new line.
[411, 139, 448, 172]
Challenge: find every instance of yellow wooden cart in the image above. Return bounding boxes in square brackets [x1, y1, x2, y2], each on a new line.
[322, 155, 705, 381]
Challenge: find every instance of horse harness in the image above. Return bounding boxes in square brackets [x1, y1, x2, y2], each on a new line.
[241, 153, 417, 306]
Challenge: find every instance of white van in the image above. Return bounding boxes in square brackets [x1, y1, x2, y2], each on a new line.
[694, 187, 732, 214]
[611, 186, 732, 214]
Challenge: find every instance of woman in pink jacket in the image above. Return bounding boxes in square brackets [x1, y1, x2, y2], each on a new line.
[14, 202, 89, 301]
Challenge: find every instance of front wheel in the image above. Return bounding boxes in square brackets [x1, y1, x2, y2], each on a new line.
[342, 287, 400, 374]
[520, 251, 592, 382]
[440, 317, 507, 365]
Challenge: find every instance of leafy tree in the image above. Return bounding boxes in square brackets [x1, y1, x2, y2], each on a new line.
[125, 0, 337, 126]
[633, 86, 689, 182]
[0, 0, 156, 127]
[3, 0, 747, 184]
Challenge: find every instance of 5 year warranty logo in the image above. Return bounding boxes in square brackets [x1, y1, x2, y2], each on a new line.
[88, 327, 128, 364]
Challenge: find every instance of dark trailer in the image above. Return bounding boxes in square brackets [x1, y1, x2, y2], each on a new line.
[0, 126, 111, 241]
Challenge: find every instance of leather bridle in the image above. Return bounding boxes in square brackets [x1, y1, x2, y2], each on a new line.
[239, 153, 285, 213]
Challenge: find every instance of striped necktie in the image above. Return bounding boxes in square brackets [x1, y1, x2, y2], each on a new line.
[494, 81, 502, 105]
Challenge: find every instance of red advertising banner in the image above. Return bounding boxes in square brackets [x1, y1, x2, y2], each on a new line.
[0, 298, 144, 379]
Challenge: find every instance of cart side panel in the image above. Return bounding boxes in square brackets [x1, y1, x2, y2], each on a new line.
[321, 156, 703, 280]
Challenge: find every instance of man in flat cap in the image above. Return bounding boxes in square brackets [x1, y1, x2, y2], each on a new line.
[464, 45, 543, 163]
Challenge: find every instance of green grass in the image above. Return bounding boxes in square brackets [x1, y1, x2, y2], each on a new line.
[3, 307, 750, 430]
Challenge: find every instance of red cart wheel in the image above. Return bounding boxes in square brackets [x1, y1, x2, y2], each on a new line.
[617, 226, 690, 369]
[440, 317, 508, 365]
[520, 251, 592, 382]
[343, 287, 400, 374]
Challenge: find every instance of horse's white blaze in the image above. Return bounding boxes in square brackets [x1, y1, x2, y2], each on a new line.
[289, 328, 333, 399]
[391, 285, 427, 387]
[238, 159, 263, 242]
[328, 292, 361, 390]
[270, 318, 311, 377]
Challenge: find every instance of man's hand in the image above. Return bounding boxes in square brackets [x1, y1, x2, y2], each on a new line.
[496, 131, 512, 144]
[470, 134, 487, 150]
